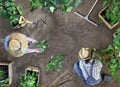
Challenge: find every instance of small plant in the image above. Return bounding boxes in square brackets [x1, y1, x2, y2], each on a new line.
[102, 0, 120, 25]
[0, 70, 9, 87]
[29, 0, 42, 11]
[0, 0, 24, 27]
[100, 28, 120, 83]
[46, 55, 64, 72]
[20, 70, 40, 87]
[29, 0, 81, 12]
[35, 40, 48, 52]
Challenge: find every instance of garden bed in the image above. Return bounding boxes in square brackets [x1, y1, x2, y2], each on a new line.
[0, 62, 12, 86]
[98, 6, 120, 29]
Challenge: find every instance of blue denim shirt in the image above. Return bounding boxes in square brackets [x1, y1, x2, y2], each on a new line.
[4, 36, 10, 51]
[74, 61, 101, 86]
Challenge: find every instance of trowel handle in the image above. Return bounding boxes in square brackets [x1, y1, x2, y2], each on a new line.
[87, 0, 99, 16]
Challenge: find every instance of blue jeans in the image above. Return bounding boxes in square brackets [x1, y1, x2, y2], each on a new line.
[74, 61, 101, 86]
[74, 61, 85, 80]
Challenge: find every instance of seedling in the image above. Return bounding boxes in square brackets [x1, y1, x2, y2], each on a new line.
[29, 0, 81, 12]
[35, 39, 48, 52]
[0, 0, 32, 29]
[46, 55, 64, 72]
[0, 0, 24, 27]
[20, 70, 40, 87]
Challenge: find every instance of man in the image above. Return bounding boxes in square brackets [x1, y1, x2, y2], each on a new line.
[4, 32, 43, 57]
[74, 47, 103, 86]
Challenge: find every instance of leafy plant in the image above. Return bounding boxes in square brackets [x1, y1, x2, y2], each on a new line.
[0, 70, 9, 87]
[29, 0, 42, 11]
[35, 39, 48, 52]
[0, 0, 24, 27]
[46, 55, 64, 72]
[20, 71, 40, 87]
[102, 0, 120, 25]
[29, 0, 82, 12]
[100, 28, 120, 83]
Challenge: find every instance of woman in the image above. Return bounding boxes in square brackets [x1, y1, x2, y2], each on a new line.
[74, 47, 103, 86]
[4, 32, 43, 57]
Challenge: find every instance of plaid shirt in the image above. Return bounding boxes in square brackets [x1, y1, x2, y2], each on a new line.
[79, 59, 102, 80]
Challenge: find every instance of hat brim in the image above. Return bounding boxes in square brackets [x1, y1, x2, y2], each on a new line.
[8, 33, 28, 57]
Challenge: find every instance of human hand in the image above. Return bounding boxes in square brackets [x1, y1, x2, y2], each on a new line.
[27, 37, 38, 44]
[32, 39, 38, 44]
[35, 48, 44, 53]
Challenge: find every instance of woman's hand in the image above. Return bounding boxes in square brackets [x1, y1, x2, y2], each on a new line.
[27, 37, 38, 44]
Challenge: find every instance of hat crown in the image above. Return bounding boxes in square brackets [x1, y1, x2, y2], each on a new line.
[9, 40, 21, 51]
[7, 33, 28, 57]
[79, 48, 91, 60]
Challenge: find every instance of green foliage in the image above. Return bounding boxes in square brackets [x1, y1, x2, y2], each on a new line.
[35, 40, 48, 52]
[100, 28, 120, 83]
[93, 48, 97, 52]
[98, 18, 103, 23]
[0, 0, 23, 27]
[29, 0, 81, 12]
[20, 71, 40, 87]
[46, 55, 64, 72]
[102, 0, 120, 25]
[29, 0, 42, 11]
[0, 70, 9, 87]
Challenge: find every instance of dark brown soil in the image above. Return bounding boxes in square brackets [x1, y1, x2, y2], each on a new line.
[0, 0, 119, 87]
[0, 65, 8, 83]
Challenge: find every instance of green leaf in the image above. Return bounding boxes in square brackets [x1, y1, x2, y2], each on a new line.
[46, 55, 64, 72]
[66, 6, 73, 12]
[102, 0, 108, 7]
[5, 1, 11, 7]
[50, 6, 55, 12]
[72, 0, 81, 8]
[29, 0, 81, 12]
[117, 28, 120, 33]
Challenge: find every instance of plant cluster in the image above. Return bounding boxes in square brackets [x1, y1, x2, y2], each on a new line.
[0, 70, 9, 87]
[102, 0, 120, 25]
[29, 0, 81, 12]
[20, 71, 40, 87]
[100, 28, 120, 82]
[46, 55, 64, 72]
[0, 0, 23, 27]
[35, 40, 48, 52]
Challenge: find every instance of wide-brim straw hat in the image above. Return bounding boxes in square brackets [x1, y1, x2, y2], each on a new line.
[78, 47, 92, 60]
[8, 33, 28, 57]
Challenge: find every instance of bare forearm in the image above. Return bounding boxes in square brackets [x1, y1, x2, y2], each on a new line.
[26, 37, 38, 43]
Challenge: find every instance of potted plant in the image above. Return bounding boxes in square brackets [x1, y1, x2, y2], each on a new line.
[0, 62, 12, 86]
[46, 55, 64, 72]
[0, 0, 32, 29]
[20, 66, 40, 87]
[98, 0, 120, 29]
[29, 0, 82, 12]
[100, 28, 120, 83]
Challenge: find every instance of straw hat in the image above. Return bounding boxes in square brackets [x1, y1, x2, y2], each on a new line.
[8, 33, 28, 57]
[78, 47, 92, 60]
